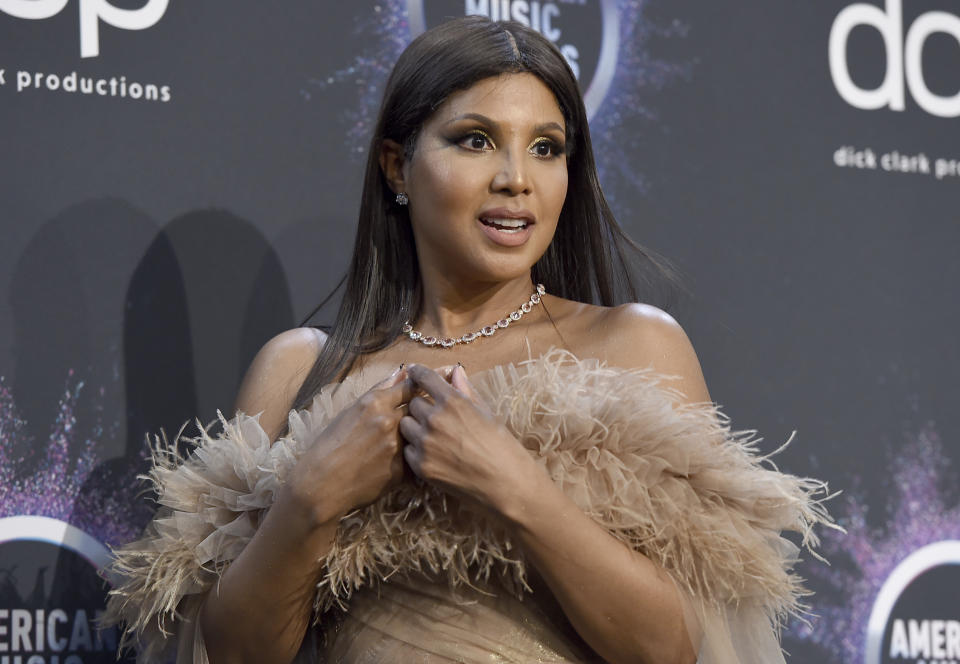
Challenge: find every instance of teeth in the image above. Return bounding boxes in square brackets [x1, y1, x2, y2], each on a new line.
[482, 218, 528, 228]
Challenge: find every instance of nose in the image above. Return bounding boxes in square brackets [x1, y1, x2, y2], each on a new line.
[490, 150, 530, 196]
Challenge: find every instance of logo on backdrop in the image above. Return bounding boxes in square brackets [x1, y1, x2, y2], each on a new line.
[0, 0, 169, 58]
[406, 0, 620, 118]
[829, 0, 960, 118]
[865, 541, 960, 664]
[0, 0, 172, 103]
[0, 516, 128, 663]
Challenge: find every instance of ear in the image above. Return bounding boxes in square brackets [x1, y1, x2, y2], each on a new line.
[379, 138, 407, 195]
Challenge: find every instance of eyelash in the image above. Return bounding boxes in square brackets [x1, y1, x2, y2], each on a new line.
[455, 130, 564, 159]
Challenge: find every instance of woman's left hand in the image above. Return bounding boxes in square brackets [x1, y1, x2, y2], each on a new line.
[400, 363, 538, 511]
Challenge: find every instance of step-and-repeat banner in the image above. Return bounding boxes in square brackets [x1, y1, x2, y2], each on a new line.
[1, 1, 957, 662]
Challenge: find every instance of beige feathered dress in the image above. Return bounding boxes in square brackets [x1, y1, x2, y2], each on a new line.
[103, 349, 837, 663]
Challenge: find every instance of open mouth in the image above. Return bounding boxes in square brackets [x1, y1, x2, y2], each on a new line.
[479, 218, 531, 234]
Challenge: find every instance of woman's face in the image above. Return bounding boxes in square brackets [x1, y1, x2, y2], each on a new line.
[393, 72, 568, 286]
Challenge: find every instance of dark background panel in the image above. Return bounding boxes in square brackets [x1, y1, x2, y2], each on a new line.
[0, 1, 957, 661]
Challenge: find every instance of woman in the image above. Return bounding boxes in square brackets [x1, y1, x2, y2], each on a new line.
[105, 16, 835, 664]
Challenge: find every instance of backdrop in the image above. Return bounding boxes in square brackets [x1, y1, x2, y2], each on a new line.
[1, 1, 958, 662]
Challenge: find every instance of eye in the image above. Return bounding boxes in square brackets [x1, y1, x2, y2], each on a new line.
[458, 130, 494, 151]
[530, 138, 563, 159]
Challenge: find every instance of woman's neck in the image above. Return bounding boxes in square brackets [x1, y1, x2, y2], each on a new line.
[414, 274, 538, 339]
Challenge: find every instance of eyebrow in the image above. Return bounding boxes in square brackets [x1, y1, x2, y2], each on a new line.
[443, 112, 565, 136]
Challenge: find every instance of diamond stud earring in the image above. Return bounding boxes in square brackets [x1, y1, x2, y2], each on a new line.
[396, 192, 409, 206]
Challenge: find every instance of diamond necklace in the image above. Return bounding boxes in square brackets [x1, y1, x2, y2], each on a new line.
[402, 284, 546, 349]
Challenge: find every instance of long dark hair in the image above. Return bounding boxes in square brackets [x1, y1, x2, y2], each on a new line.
[291, 16, 680, 412]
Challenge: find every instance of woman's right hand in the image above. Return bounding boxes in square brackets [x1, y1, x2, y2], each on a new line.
[274, 365, 413, 531]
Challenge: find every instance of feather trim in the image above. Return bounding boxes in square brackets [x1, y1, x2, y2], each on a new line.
[103, 348, 838, 661]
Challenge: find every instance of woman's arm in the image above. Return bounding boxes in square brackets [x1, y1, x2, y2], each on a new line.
[198, 328, 330, 664]
[199, 491, 340, 664]
[504, 305, 707, 664]
[496, 454, 699, 664]
[199, 328, 411, 664]
[401, 305, 708, 664]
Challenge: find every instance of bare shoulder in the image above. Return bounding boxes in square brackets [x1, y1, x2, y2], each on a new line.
[595, 303, 712, 404]
[233, 327, 327, 439]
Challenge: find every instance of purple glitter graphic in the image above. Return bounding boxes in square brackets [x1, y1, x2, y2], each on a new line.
[301, 0, 691, 200]
[784, 424, 960, 663]
[0, 373, 149, 549]
[591, 0, 691, 200]
[300, 2, 410, 157]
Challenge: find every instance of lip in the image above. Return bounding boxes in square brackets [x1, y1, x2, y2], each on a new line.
[476, 207, 536, 248]
[478, 207, 536, 224]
